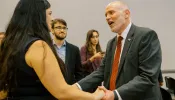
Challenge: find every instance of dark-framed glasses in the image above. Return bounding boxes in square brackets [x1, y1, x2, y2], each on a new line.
[54, 26, 68, 31]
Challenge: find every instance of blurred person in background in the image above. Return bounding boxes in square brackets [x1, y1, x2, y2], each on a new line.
[80, 29, 104, 92]
[51, 18, 84, 85]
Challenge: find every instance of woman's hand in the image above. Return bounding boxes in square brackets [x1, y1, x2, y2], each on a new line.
[94, 52, 103, 58]
[90, 52, 104, 62]
[93, 87, 105, 100]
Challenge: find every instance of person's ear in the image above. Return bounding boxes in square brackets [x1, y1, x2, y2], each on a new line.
[124, 9, 130, 18]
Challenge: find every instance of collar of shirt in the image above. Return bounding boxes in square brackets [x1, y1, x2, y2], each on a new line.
[53, 40, 66, 49]
[116, 22, 132, 59]
[117, 22, 132, 39]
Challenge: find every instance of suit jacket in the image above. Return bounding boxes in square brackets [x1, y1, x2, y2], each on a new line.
[158, 70, 163, 83]
[65, 41, 84, 85]
[78, 24, 162, 100]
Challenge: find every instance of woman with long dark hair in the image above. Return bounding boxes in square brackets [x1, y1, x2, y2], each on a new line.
[0, 0, 104, 99]
[80, 29, 104, 78]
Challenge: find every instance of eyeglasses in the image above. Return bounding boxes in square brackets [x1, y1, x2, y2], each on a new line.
[54, 26, 68, 31]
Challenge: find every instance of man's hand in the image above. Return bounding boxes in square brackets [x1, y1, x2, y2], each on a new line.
[98, 86, 115, 100]
[93, 88, 105, 100]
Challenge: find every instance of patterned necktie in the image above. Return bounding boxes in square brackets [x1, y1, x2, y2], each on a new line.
[109, 36, 123, 90]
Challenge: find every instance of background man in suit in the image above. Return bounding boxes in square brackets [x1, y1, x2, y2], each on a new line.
[76, 1, 162, 100]
[51, 18, 83, 85]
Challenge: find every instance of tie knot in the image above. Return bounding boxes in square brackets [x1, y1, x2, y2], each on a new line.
[118, 36, 123, 42]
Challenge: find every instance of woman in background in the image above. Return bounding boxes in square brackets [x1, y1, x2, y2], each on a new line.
[80, 29, 104, 92]
[0, 0, 104, 100]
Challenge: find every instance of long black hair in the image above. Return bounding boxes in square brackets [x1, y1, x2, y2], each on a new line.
[0, 0, 66, 91]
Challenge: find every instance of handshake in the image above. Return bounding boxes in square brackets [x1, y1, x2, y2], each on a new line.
[92, 86, 115, 100]
[73, 84, 115, 100]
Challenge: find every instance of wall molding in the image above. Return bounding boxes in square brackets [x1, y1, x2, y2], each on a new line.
[162, 69, 175, 74]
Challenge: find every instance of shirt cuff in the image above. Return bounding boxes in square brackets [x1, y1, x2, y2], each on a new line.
[75, 83, 82, 90]
[114, 90, 122, 100]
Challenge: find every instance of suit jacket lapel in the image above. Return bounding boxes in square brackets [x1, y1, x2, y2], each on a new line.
[106, 37, 117, 87]
[111, 36, 117, 68]
[108, 37, 117, 73]
[117, 24, 136, 80]
[65, 41, 70, 68]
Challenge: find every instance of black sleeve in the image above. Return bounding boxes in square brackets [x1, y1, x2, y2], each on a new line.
[74, 47, 84, 81]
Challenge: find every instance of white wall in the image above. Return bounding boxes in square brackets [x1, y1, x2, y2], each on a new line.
[0, 0, 175, 72]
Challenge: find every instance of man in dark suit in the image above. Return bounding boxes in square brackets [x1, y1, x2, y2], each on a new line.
[76, 1, 162, 100]
[51, 18, 83, 85]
